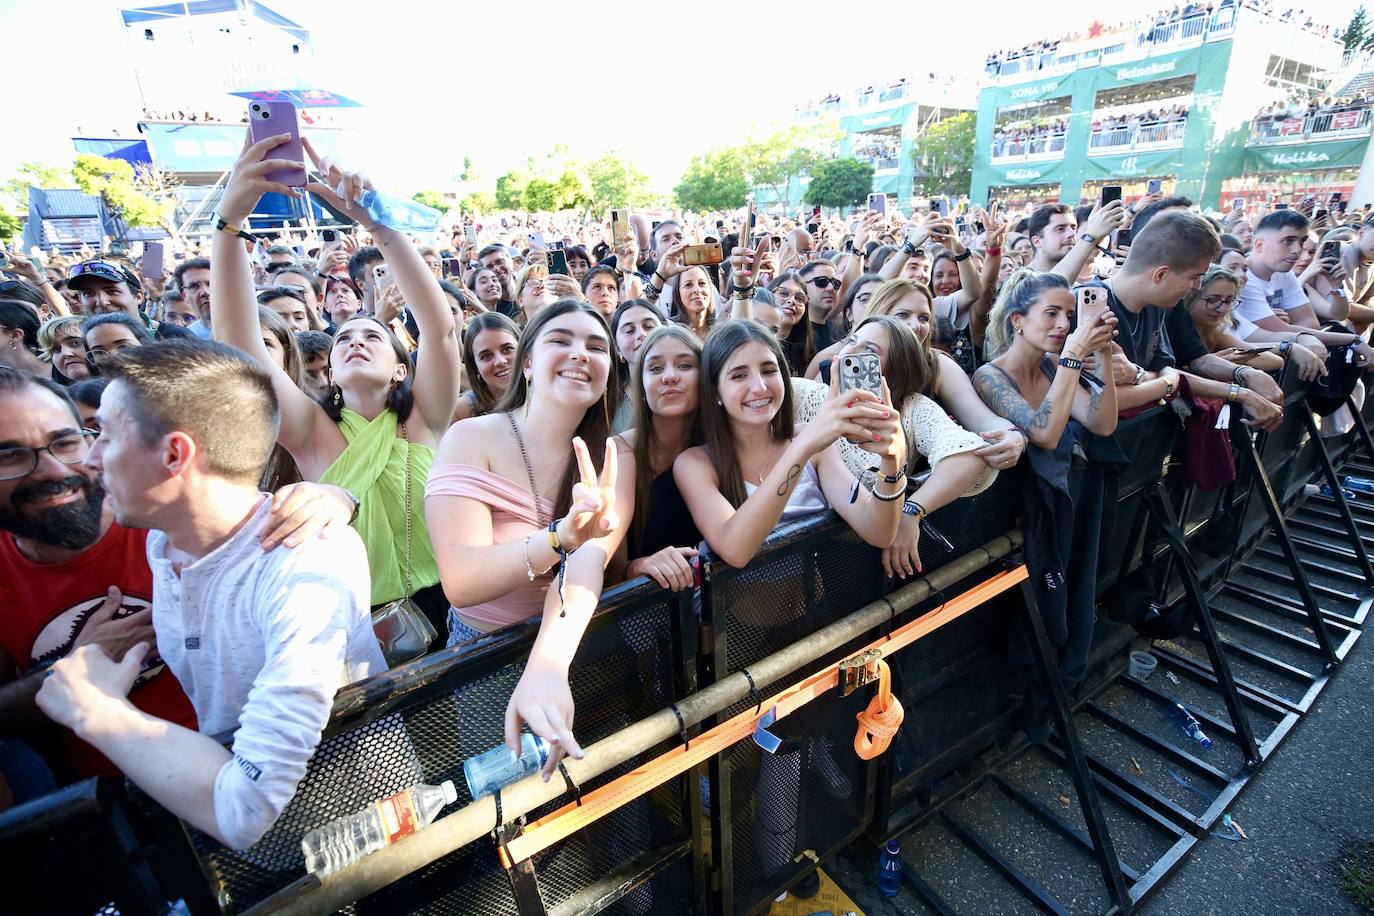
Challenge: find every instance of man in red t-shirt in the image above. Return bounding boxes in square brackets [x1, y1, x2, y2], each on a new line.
[0, 369, 356, 786]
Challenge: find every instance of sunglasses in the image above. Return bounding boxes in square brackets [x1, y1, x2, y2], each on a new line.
[808, 277, 842, 290]
[69, 260, 140, 290]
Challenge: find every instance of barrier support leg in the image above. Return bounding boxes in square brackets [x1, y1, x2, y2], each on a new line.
[1346, 392, 1374, 464]
[496, 822, 547, 915]
[1235, 430, 1341, 669]
[1301, 405, 1374, 585]
[1150, 483, 1261, 768]
[1016, 578, 1132, 912]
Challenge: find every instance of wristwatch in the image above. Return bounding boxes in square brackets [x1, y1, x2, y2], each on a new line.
[1132, 366, 1147, 386]
[1078, 231, 1098, 245]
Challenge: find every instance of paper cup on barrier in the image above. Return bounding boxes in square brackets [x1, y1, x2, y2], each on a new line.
[1129, 650, 1158, 681]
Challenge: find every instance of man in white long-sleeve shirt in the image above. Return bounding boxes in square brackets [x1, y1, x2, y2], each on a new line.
[36, 339, 386, 850]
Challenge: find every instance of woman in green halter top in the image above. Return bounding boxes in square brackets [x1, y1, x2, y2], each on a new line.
[210, 137, 462, 635]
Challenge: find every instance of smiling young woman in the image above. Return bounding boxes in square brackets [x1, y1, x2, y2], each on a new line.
[425, 298, 635, 775]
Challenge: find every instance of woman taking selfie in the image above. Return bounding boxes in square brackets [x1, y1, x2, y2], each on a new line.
[614, 324, 703, 591]
[794, 315, 996, 578]
[453, 311, 521, 422]
[426, 298, 634, 772]
[212, 134, 462, 635]
[972, 269, 1119, 736]
[674, 320, 905, 569]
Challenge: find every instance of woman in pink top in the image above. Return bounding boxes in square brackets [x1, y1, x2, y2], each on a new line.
[426, 299, 634, 774]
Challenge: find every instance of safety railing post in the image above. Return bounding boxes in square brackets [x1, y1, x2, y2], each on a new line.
[1300, 404, 1374, 585]
[496, 822, 547, 915]
[1345, 392, 1374, 464]
[1234, 430, 1341, 669]
[1149, 482, 1262, 767]
[1015, 578, 1132, 911]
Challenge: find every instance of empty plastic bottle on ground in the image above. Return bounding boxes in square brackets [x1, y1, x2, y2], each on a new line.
[464, 733, 551, 800]
[876, 838, 903, 897]
[1167, 703, 1213, 749]
[301, 780, 457, 877]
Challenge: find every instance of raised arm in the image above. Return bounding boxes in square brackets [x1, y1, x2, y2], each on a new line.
[211, 134, 335, 468]
[303, 139, 460, 438]
[1052, 200, 1125, 282]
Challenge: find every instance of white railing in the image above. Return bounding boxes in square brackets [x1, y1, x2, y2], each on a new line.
[1087, 118, 1188, 152]
[990, 133, 1068, 163]
[1249, 108, 1374, 144]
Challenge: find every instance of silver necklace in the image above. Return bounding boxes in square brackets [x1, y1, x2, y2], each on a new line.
[746, 440, 784, 486]
[507, 412, 550, 527]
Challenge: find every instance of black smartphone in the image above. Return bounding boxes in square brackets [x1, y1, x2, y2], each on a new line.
[1114, 227, 1132, 248]
[1100, 186, 1122, 207]
[1321, 240, 1342, 262]
[321, 229, 338, 243]
[1275, 202, 1289, 210]
[548, 248, 570, 275]
[1332, 192, 1344, 203]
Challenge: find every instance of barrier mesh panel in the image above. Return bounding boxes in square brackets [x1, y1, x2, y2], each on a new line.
[188, 587, 690, 914]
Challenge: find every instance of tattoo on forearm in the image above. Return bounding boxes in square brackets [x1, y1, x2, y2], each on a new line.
[973, 368, 1054, 435]
[777, 464, 802, 497]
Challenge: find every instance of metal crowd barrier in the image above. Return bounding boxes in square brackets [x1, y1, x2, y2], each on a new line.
[2, 385, 1367, 915]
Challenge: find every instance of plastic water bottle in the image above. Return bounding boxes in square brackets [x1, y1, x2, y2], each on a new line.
[1167, 703, 1213, 749]
[876, 838, 903, 897]
[1320, 482, 1360, 501]
[463, 734, 551, 800]
[1344, 475, 1374, 495]
[301, 780, 456, 877]
[356, 189, 442, 234]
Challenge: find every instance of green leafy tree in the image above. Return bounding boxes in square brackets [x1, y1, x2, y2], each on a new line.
[72, 154, 171, 229]
[554, 168, 591, 211]
[912, 112, 975, 198]
[741, 123, 840, 205]
[804, 158, 874, 209]
[3, 161, 69, 210]
[1341, 6, 1369, 51]
[0, 205, 20, 241]
[674, 148, 748, 211]
[412, 189, 452, 213]
[459, 191, 495, 214]
[494, 170, 530, 210]
[523, 178, 559, 212]
[584, 152, 654, 211]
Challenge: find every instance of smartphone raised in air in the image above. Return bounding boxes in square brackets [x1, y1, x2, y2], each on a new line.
[372, 263, 395, 295]
[681, 242, 723, 266]
[932, 198, 949, 218]
[1147, 178, 1162, 195]
[1100, 185, 1122, 207]
[548, 248, 570, 275]
[141, 241, 164, 281]
[610, 208, 631, 245]
[247, 101, 306, 187]
[1321, 240, 1342, 262]
[1076, 286, 1107, 327]
[837, 352, 883, 401]
[868, 193, 887, 216]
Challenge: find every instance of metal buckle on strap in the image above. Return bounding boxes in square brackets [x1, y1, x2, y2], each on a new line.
[839, 648, 884, 697]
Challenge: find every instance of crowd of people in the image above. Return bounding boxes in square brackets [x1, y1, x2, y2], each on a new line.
[1251, 95, 1373, 138]
[2, 125, 1372, 883]
[983, 0, 1335, 78]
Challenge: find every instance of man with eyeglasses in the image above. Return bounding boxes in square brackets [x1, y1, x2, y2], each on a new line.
[173, 258, 213, 340]
[0, 366, 360, 796]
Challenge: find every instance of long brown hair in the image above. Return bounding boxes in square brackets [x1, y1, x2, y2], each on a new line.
[461, 311, 521, 415]
[850, 314, 937, 402]
[494, 298, 617, 518]
[626, 324, 702, 550]
[320, 315, 415, 423]
[768, 270, 815, 373]
[699, 319, 794, 509]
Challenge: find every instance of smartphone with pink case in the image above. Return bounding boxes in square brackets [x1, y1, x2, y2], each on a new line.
[247, 100, 306, 187]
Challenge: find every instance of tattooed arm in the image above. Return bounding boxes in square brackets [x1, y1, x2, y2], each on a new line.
[972, 361, 1087, 449]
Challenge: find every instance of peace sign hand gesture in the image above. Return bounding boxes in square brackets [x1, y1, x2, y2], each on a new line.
[554, 437, 619, 553]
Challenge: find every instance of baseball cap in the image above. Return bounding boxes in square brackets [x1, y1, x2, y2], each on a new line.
[67, 259, 142, 293]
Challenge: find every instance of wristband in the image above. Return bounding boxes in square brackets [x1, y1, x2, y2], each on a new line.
[214, 215, 258, 245]
[547, 521, 562, 553]
[1059, 355, 1084, 370]
[986, 246, 1002, 257]
[872, 475, 906, 501]
[1279, 340, 1293, 357]
[953, 249, 972, 262]
[903, 500, 928, 520]
[902, 241, 917, 256]
[1232, 365, 1248, 386]
[1227, 383, 1241, 402]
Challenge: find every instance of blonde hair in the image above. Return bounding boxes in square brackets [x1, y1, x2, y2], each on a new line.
[513, 263, 549, 301]
[984, 268, 1070, 360]
[37, 315, 85, 363]
[863, 278, 933, 321]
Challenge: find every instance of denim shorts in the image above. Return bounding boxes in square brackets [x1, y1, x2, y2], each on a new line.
[446, 608, 501, 654]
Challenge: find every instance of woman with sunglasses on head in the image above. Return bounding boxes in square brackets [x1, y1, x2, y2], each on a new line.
[427, 298, 633, 773]
[212, 134, 462, 636]
[613, 325, 703, 591]
[453, 311, 520, 423]
[793, 315, 996, 578]
[1183, 265, 1285, 371]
